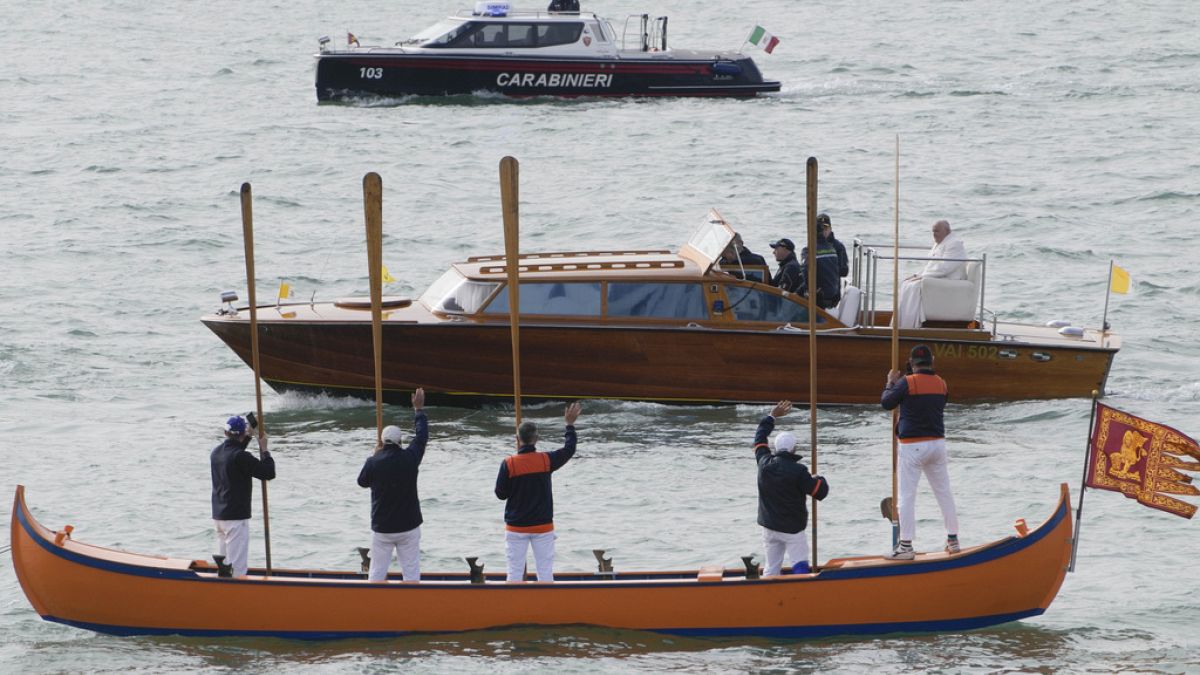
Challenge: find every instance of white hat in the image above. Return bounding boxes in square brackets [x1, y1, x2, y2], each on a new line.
[382, 425, 404, 446]
[774, 432, 797, 454]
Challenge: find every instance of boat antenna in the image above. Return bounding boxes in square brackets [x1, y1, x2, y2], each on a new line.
[239, 182, 273, 576]
[363, 173, 385, 445]
[805, 156, 819, 569]
[499, 156, 523, 432]
[888, 136, 901, 543]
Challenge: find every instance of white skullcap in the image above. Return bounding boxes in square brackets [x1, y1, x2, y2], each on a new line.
[774, 431, 797, 454]
[382, 425, 404, 446]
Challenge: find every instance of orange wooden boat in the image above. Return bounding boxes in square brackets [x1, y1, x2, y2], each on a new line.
[201, 212, 1118, 407]
[11, 483, 1073, 639]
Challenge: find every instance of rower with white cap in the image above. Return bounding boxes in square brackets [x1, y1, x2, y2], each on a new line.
[357, 388, 429, 582]
[752, 400, 829, 576]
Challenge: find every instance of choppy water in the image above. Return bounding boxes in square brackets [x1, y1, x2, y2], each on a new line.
[2, 0, 1199, 671]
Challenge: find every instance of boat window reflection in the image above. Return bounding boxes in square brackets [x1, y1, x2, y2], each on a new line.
[729, 287, 822, 325]
[419, 269, 499, 314]
[607, 283, 707, 319]
[416, 20, 476, 46]
[484, 282, 602, 316]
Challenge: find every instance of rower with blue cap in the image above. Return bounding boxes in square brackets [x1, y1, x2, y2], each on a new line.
[210, 411, 275, 577]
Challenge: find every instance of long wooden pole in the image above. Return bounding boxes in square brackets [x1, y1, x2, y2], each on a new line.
[239, 182, 271, 575]
[805, 156, 819, 568]
[1069, 392, 1100, 572]
[363, 173, 385, 444]
[890, 136, 901, 541]
[499, 156, 522, 430]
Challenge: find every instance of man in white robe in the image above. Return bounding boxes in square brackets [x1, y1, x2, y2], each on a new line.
[895, 220, 967, 328]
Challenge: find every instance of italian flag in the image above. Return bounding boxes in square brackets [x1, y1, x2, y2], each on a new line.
[748, 26, 780, 54]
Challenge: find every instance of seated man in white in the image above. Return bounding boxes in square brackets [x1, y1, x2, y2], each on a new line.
[896, 220, 967, 328]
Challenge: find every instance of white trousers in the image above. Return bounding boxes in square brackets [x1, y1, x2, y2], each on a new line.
[898, 438, 959, 542]
[369, 527, 421, 582]
[214, 519, 250, 577]
[895, 277, 924, 328]
[505, 530, 556, 582]
[761, 527, 809, 576]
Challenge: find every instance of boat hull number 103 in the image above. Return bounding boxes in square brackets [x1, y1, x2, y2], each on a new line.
[360, 68, 383, 79]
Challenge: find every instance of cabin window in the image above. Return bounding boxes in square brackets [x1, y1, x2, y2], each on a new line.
[606, 283, 707, 319]
[536, 23, 583, 46]
[419, 269, 498, 314]
[728, 287, 824, 325]
[419, 20, 478, 46]
[483, 282, 602, 316]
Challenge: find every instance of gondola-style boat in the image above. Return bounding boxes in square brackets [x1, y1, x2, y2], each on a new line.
[201, 211, 1118, 407]
[11, 483, 1073, 639]
[314, 2, 780, 101]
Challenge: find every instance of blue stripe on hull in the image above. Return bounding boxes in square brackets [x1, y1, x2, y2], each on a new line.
[45, 608, 1042, 641]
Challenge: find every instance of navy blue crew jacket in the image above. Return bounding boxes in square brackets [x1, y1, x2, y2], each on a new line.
[210, 435, 276, 521]
[754, 416, 829, 534]
[494, 426, 577, 529]
[772, 253, 803, 293]
[357, 411, 429, 534]
[798, 236, 844, 309]
[881, 370, 948, 439]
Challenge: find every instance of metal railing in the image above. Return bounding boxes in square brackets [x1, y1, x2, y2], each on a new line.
[851, 239, 987, 329]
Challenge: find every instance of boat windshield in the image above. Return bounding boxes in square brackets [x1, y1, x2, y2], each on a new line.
[419, 269, 498, 314]
[679, 209, 735, 275]
[406, 18, 473, 46]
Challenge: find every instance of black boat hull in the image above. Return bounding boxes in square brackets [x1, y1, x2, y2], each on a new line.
[315, 53, 780, 100]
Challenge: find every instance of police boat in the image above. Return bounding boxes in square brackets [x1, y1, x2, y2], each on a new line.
[314, 1, 781, 101]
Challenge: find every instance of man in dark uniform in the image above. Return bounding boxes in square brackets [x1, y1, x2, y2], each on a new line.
[495, 401, 583, 582]
[357, 388, 429, 582]
[798, 213, 848, 309]
[769, 238, 802, 293]
[820, 212, 850, 283]
[210, 414, 275, 577]
[753, 400, 829, 575]
[881, 345, 960, 560]
[720, 233, 770, 282]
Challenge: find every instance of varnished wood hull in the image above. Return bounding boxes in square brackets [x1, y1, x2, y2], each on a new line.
[201, 318, 1115, 405]
[11, 484, 1073, 638]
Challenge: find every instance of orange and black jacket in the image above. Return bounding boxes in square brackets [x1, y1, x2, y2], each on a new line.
[754, 415, 829, 534]
[881, 370, 948, 440]
[494, 425, 577, 531]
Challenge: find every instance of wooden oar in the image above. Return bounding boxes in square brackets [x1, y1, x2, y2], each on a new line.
[805, 156, 819, 569]
[888, 137, 901, 543]
[499, 156, 522, 431]
[363, 173, 385, 443]
[239, 182, 272, 575]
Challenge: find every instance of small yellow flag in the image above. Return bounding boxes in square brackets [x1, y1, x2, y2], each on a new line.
[1111, 264, 1131, 295]
[277, 281, 292, 300]
[381, 265, 396, 284]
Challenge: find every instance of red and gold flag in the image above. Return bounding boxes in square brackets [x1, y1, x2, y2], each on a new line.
[1086, 402, 1200, 518]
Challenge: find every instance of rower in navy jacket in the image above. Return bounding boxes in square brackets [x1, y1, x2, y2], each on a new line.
[495, 401, 583, 582]
[358, 388, 429, 582]
[210, 414, 275, 578]
[753, 400, 829, 575]
[881, 345, 960, 560]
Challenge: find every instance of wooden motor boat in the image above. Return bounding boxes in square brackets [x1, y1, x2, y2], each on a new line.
[11, 484, 1073, 639]
[314, 2, 780, 101]
[201, 211, 1118, 407]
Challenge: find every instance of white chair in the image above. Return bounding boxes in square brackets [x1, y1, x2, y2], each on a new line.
[834, 285, 862, 326]
[921, 261, 982, 322]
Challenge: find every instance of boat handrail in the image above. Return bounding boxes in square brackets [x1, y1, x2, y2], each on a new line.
[452, 9, 604, 20]
[467, 249, 670, 263]
[479, 259, 685, 275]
